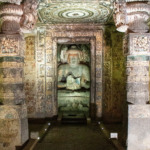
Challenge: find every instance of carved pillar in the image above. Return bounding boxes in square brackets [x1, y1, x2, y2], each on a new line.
[127, 33, 150, 150]
[0, 3, 28, 150]
[114, 1, 150, 150]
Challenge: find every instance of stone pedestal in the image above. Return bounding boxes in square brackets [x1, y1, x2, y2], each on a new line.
[128, 105, 150, 150]
[0, 105, 28, 148]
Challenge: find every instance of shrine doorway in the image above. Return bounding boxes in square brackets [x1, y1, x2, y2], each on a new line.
[44, 26, 103, 119]
[57, 44, 91, 120]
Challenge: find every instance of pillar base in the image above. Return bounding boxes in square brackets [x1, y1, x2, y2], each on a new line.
[128, 105, 150, 150]
[0, 105, 29, 149]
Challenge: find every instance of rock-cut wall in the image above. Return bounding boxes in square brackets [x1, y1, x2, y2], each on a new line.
[103, 24, 126, 123]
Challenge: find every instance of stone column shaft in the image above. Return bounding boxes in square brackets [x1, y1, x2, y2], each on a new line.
[126, 33, 150, 150]
[0, 3, 29, 150]
[114, 1, 150, 149]
[0, 34, 29, 150]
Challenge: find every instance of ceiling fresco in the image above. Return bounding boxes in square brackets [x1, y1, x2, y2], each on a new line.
[38, 0, 114, 24]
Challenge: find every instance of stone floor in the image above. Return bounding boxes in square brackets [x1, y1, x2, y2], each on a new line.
[34, 123, 116, 150]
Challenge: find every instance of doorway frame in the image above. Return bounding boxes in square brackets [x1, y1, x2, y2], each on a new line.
[44, 25, 103, 119]
[55, 38, 95, 118]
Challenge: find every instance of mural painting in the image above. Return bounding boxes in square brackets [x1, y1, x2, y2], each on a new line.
[24, 36, 36, 116]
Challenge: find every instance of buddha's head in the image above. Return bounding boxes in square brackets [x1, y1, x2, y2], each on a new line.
[66, 46, 82, 68]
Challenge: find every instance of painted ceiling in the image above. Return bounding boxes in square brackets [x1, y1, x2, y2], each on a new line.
[38, 0, 114, 24]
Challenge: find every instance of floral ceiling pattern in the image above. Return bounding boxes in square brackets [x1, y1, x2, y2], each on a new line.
[38, 0, 114, 24]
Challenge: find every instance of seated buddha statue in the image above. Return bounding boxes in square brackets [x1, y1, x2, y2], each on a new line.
[58, 46, 90, 90]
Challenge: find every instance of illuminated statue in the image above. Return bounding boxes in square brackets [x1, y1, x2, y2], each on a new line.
[58, 46, 90, 90]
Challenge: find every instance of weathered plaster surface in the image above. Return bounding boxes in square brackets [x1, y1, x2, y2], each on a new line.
[103, 24, 126, 122]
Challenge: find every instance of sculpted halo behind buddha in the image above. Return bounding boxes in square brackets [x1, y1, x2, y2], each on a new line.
[57, 45, 90, 115]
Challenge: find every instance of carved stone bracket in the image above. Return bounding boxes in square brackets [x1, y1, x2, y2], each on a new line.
[114, 1, 150, 33]
[20, 0, 39, 32]
[128, 33, 150, 55]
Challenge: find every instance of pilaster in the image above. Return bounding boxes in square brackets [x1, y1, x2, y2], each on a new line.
[127, 33, 150, 150]
[114, 1, 150, 150]
[0, 2, 28, 150]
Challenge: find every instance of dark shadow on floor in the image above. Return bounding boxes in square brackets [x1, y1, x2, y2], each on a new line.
[34, 123, 116, 150]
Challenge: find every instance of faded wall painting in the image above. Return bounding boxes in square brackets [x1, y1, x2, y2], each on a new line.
[24, 36, 36, 117]
[57, 44, 90, 116]
[24, 24, 103, 119]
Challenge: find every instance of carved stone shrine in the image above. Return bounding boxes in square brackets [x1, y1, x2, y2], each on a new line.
[0, 0, 149, 150]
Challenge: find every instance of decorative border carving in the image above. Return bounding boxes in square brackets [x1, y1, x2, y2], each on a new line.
[46, 29, 102, 117]
[128, 33, 150, 55]
[35, 25, 103, 118]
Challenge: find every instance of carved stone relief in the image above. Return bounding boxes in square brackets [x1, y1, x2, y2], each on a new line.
[129, 34, 150, 55]
[0, 34, 24, 57]
[34, 28, 46, 116]
[0, 33, 28, 148]
[0, 0, 38, 148]
[37, 79, 44, 93]
[20, 0, 39, 32]
[27, 25, 103, 118]
[24, 36, 36, 115]
[126, 33, 150, 104]
[127, 58, 149, 104]
[46, 28, 102, 118]
[46, 54, 52, 63]
[39, 64, 45, 77]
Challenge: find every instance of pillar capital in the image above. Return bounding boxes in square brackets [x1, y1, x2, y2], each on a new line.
[0, 4, 23, 34]
[114, 1, 150, 33]
[0, 0, 22, 5]
[0, 0, 38, 34]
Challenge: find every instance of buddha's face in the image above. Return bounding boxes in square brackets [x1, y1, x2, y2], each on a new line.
[68, 54, 79, 68]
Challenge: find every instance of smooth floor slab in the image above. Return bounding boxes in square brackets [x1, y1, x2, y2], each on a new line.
[34, 123, 116, 150]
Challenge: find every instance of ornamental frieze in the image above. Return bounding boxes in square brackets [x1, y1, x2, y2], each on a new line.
[126, 61, 149, 67]
[0, 68, 23, 79]
[128, 33, 150, 55]
[37, 79, 44, 93]
[0, 37, 19, 56]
